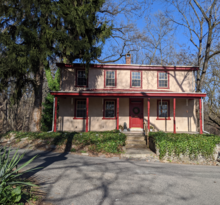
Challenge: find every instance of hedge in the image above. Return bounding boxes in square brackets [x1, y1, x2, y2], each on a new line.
[150, 132, 220, 159]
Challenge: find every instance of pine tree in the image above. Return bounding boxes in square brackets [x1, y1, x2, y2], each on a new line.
[41, 68, 60, 131]
[0, 0, 112, 131]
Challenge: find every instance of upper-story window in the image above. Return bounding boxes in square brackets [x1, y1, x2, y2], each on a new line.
[158, 71, 169, 89]
[76, 70, 87, 87]
[131, 71, 142, 88]
[105, 70, 116, 87]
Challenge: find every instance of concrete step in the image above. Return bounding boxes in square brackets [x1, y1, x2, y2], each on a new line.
[124, 132, 145, 136]
[122, 148, 159, 160]
[125, 144, 147, 149]
[126, 140, 146, 145]
[126, 136, 145, 141]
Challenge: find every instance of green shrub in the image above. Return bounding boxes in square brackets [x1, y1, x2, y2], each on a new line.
[71, 148, 76, 152]
[150, 132, 220, 159]
[0, 147, 40, 204]
[3, 130, 126, 154]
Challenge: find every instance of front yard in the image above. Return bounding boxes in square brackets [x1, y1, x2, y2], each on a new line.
[0, 130, 126, 155]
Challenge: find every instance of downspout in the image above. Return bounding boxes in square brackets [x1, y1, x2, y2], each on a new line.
[202, 98, 209, 134]
[48, 97, 55, 132]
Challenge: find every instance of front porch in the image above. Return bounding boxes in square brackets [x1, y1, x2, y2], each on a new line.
[51, 90, 205, 134]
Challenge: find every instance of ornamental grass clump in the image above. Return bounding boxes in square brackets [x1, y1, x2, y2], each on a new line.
[150, 132, 220, 159]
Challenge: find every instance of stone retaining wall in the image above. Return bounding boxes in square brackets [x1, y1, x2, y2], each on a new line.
[149, 136, 220, 166]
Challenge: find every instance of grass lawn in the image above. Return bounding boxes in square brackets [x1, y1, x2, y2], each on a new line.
[1, 130, 126, 154]
[150, 132, 220, 159]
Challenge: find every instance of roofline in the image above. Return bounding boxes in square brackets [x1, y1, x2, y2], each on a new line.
[56, 63, 199, 71]
[50, 91, 206, 98]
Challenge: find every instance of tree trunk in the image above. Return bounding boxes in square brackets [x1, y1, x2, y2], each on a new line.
[29, 65, 44, 132]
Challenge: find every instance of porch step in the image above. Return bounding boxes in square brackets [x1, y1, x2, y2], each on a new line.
[125, 144, 147, 149]
[121, 148, 159, 160]
[126, 136, 145, 141]
[123, 132, 145, 136]
[126, 140, 146, 145]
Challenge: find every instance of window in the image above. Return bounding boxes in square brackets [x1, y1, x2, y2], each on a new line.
[75, 100, 86, 118]
[105, 70, 116, 87]
[158, 72, 169, 88]
[157, 100, 171, 120]
[103, 100, 116, 119]
[131, 71, 141, 87]
[77, 70, 87, 87]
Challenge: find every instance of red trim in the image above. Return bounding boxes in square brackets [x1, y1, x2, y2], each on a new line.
[156, 100, 171, 120]
[86, 98, 89, 132]
[51, 92, 206, 98]
[57, 63, 199, 71]
[53, 97, 58, 132]
[173, 98, 176, 133]
[75, 69, 88, 87]
[199, 98, 203, 134]
[148, 98, 150, 130]
[104, 70, 117, 88]
[117, 98, 119, 130]
[74, 99, 86, 119]
[130, 70, 142, 88]
[103, 99, 117, 120]
[157, 71, 170, 89]
[129, 99, 144, 129]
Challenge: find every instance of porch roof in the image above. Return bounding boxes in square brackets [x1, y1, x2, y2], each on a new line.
[50, 90, 206, 98]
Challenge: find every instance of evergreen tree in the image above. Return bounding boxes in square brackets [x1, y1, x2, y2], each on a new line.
[0, 0, 112, 131]
[41, 68, 60, 131]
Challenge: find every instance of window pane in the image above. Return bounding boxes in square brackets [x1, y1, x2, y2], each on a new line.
[106, 71, 115, 86]
[105, 101, 115, 117]
[131, 72, 141, 87]
[77, 71, 87, 86]
[158, 102, 168, 118]
[76, 100, 86, 117]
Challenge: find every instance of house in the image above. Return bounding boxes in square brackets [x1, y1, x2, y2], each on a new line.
[50, 54, 206, 134]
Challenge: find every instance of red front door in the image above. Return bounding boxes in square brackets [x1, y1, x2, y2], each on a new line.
[130, 100, 143, 128]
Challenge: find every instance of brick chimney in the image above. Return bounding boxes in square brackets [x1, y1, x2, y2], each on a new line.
[125, 52, 131, 64]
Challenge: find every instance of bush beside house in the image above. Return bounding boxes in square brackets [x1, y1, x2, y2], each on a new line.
[149, 132, 220, 165]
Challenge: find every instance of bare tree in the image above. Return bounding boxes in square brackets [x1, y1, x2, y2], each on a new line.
[96, 0, 151, 63]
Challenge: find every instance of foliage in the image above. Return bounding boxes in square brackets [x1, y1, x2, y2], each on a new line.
[41, 68, 60, 131]
[0, 0, 112, 102]
[0, 147, 39, 204]
[150, 132, 220, 159]
[3, 130, 126, 154]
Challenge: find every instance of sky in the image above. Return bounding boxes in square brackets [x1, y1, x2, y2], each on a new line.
[97, 0, 200, 65]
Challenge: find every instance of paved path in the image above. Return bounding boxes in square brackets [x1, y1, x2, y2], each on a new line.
[14, 149, 220, 205]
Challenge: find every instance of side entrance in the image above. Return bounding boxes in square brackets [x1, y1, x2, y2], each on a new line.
[129, 99, 143, 129]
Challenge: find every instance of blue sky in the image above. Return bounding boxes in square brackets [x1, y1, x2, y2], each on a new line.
[97, 0, 199, 65]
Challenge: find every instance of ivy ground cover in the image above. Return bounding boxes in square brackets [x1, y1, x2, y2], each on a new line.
[150, 132, 220, 159]
[1, 130, 126, 154]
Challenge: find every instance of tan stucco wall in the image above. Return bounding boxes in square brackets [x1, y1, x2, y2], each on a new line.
[61, 68, 195, 92]
[144, 98, 197, 132]
[58, 97, 197, 132]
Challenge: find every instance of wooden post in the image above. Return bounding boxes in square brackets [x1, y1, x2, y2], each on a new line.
[199, 98, 203, 134]
[117, 98, 119, 130]
[147, 98, 150, 131]
[86, 97, 89, 132]
[53, 96, 58, 132]
[173, 98, 176, 134]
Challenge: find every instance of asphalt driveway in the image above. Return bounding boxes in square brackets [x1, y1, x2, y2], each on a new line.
[13, 149, 220, 205]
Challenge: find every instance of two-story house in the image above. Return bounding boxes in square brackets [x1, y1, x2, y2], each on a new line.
[51, 54, 206, 134]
